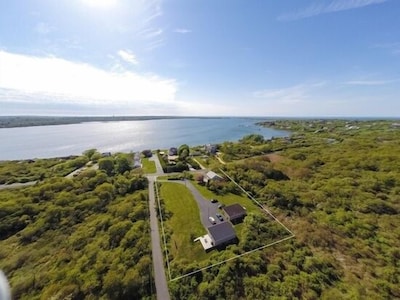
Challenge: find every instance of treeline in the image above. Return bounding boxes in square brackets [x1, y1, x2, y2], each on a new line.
[0, 167, 154, 299]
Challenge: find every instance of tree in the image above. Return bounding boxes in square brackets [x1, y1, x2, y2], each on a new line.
[115, 155, 131, 174]
[95, 183, 115, 202]
[98, 157, 114, 176]
[103, 270, 123, 298]
[178, 144, 190, 160]
[83, 149, 97, 160]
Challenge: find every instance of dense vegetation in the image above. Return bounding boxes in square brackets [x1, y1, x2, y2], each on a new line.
[1, 119, 399, 299]
[0, 156, 88, 184]
[0, 163, 154, 299]
[168, 120, 400, 299]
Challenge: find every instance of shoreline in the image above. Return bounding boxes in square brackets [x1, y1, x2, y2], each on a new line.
[1, 115, 399, 129]
[0, 116, 238, 128]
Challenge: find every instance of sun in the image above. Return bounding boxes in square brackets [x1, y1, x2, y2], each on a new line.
[81, 0, 118, 9]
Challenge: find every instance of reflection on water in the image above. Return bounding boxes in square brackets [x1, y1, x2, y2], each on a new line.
[0, 118, 289, 160]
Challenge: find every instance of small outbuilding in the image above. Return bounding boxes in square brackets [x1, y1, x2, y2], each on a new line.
[223, 204, 247, 224]
[203, 171, 224, 183]
[205, 144, 217, 154]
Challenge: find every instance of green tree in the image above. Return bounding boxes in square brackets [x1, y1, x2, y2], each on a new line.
[115, 155, 132, 174]
[98, 157, 114, 176]
[83, 148, 97, 159]
[95, 182, 115, 202]
[178, 144, 190, 160]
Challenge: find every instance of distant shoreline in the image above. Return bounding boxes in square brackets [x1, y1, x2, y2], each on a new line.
[0, 115, 228, 128]
[1, 115, 399, 129]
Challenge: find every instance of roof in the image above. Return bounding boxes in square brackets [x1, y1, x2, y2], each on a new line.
[206, 171, 223, 180]
[207, 222, 236, 244]
[223, 204, 247, 220]
[169, 147, 178, 155]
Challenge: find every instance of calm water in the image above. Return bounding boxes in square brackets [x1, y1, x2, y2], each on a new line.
[0, 118, 289, 160]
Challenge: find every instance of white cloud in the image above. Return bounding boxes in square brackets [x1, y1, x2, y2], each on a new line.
[345, 79, 399, 85]
[0, 51, 177, 109]
[117, 49, 138, 65]
[137, 27, 164, 50]
[140, 28, 163, 39]
[174, 28, 191, 34]
[278, 0, 387, 21]
[141, 0, 163, 25]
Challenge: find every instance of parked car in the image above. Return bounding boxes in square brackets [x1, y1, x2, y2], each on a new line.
[216, 213, 224, 221]
[218, 204, 225, 209]
[211, 198, 218, 203]
[208, 216, 216, 224]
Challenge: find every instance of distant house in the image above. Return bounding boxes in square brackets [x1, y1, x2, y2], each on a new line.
[167, 155, 179, 164]
[223, 204, 247, 224]
[142, 149, 152, 158]
[205, 144, 217, 154]
[169, 147, 178, 156]
[101, 152, 111, 157]
[203, 171, 224, 184]
[207, 222, 237, 247]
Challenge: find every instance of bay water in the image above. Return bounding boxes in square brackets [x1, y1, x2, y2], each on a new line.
[0, 118, 288, 160]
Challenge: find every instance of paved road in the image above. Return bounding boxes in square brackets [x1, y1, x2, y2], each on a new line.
[0, 181, 37, 190]
[192, 158, 206, 170]
[147, 176, 170, 300]
[65, 163, 99, 179]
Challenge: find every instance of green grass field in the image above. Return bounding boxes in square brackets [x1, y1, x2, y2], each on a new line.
[159, 182, 208, 264]
[141, 158, 156, 173]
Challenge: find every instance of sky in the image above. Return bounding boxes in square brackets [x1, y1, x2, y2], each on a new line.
[0, 0, 399, 117]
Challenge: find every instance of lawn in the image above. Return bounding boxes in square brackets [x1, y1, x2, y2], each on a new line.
[159, 182, 208, 264]
[141, 158, 156, 173]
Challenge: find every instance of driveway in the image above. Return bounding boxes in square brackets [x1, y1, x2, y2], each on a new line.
[167, 180, 223, 229]
[149, 154, 164, 175]
[65, 162, 98, 179]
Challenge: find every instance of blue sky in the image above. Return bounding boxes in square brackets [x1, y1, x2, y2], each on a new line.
[0, 0, 399, 117]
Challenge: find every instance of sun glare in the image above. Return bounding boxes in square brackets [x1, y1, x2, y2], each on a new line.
[81, 0, 118, 9]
